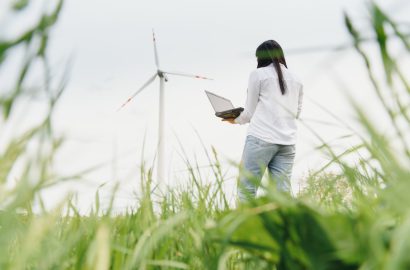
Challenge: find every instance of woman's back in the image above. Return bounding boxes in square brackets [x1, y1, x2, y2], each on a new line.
[237, 63, 303, 145]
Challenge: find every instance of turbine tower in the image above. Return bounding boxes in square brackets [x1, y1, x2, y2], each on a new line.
[119, 30, 212, 187]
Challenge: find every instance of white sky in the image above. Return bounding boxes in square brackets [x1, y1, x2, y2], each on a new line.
[1, 0, 409, 212]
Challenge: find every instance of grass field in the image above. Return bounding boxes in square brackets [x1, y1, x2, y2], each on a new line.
[1, 1, 410, 269]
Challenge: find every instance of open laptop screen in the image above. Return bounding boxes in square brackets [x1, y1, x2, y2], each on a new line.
[205, 91, 234, 112]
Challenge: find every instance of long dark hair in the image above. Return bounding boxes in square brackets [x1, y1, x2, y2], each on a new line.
[256, 40, 287, 95]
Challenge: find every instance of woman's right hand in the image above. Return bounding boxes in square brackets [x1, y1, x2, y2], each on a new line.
[222, 118, 236, 124]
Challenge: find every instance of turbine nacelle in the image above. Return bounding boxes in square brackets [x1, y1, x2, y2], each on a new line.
[157, 70, 168, 82]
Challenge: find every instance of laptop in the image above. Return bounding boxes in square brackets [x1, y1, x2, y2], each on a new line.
[205, 90, 244, 119]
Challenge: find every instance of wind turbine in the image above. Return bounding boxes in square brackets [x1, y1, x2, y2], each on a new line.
[118, 30, 212, 188]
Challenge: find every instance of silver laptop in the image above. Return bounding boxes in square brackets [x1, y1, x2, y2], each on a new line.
[205, 90, 244, 119]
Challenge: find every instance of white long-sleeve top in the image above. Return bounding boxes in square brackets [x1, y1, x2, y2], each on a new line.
[234, 63, 303, 145]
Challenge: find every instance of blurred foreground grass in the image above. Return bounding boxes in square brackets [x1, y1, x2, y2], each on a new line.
[1, 1, 410, 269]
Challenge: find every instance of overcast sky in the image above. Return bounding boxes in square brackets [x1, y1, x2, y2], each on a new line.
[1, 0, 409, 212]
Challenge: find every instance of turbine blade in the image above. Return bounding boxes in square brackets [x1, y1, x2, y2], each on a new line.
[164, 71, 213, 80]
[152, 29, 160, 68]
[117, 73, 157, 111]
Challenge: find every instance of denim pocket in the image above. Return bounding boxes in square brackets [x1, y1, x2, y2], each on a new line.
[244, 136, 256, 149]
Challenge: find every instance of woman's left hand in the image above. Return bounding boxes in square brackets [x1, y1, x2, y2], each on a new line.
[222, 118, 236, 124]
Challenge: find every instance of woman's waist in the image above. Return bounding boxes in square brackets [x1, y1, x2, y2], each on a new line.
[246, 124, 297, 145]
[250, 115, 297, 129]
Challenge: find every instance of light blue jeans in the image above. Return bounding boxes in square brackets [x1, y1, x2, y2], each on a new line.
[238, 135, 296, 202]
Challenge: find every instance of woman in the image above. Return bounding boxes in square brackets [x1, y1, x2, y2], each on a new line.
[223, 40, 303, 202]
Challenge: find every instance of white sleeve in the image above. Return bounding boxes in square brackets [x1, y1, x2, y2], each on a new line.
[234, 70, 260, 125]
[296, 84, 303, 119]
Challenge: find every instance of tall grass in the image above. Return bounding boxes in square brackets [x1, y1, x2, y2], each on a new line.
[1, 1, 410, 269]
